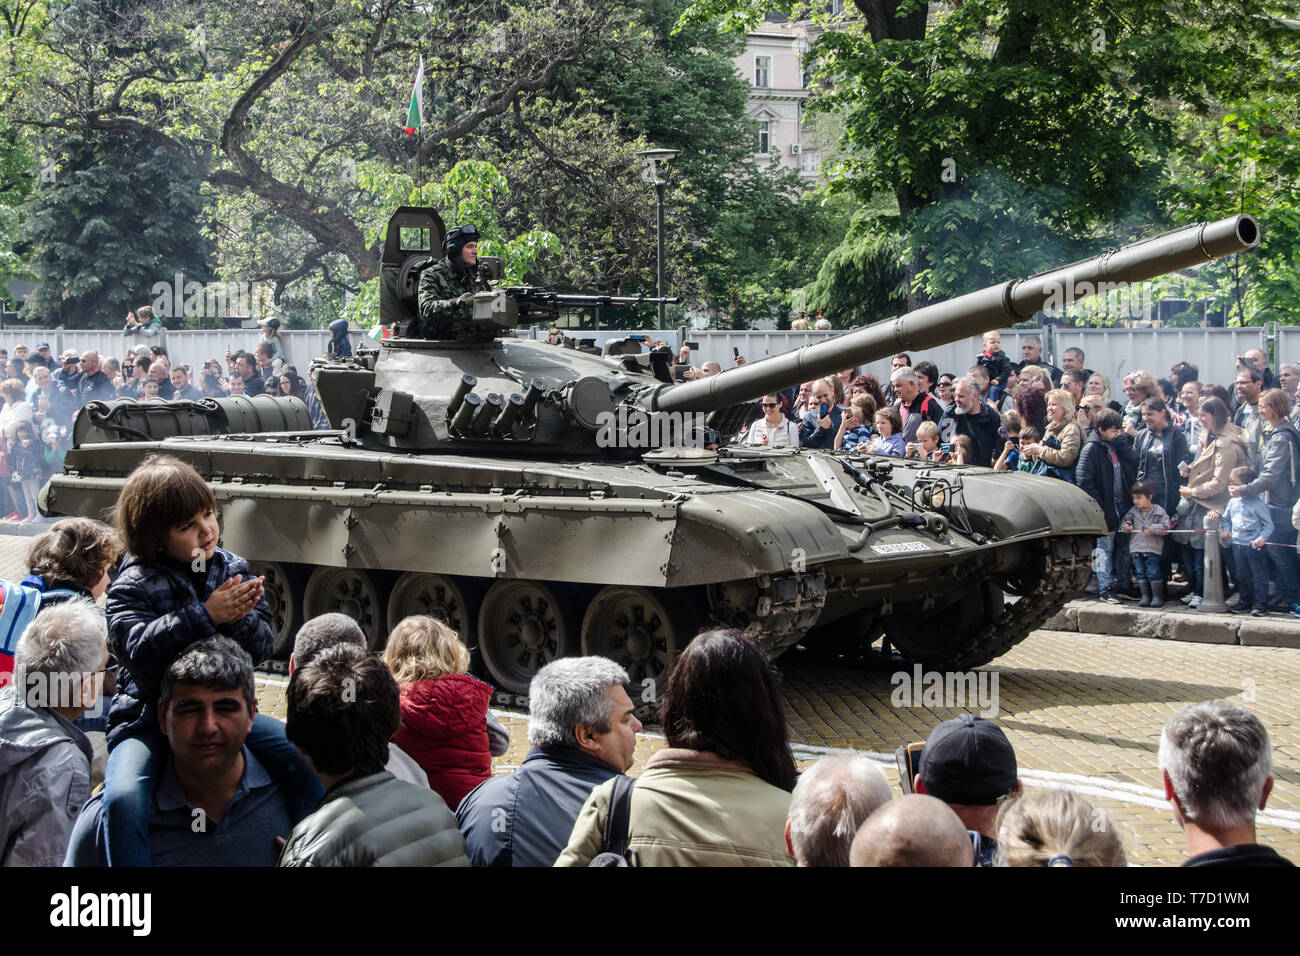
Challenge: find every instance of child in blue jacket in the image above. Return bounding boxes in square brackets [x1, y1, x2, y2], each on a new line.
[1216, 465, 1274, 617]
[101, 455, 321, 865]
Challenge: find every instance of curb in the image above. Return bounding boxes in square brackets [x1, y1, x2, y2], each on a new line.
[0, 518, 54, 538]
[1042, 600, 1300, 650]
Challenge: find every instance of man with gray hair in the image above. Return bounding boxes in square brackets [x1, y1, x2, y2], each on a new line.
[1016, 335, 1062, 385]
[940, 376, 1002, 467]
[892, 367, 943, 444]
[1159, 700, 1293, 867]
[1278, 362, 1300, 408]
[0, 599, 109, 865]
[456, 656, 641, 866]
[785, 754, 892, 866]
[1242, 347, 1279, 391]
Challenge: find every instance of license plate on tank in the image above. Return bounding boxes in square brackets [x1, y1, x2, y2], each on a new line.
[870, 542, 932, 555]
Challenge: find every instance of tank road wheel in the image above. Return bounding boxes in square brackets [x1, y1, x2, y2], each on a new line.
[883, 585, 991, 667]
[303, 567, 388, 651]
[249, 561, 305, 659]
[478, 580, 578, 696]
[387, 573, 483, 645]
[387, 572, 485, 672]
[580, 587, 696, 699]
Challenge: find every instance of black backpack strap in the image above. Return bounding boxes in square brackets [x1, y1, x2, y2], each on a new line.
[602, 774, 636, 858]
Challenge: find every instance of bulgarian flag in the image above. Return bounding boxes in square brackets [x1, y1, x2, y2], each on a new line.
[404, 56, 424, 135]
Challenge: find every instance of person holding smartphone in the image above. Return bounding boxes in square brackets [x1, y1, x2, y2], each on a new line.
[798, 379, 841, 450]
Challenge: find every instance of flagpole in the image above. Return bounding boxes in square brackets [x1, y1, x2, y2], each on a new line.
[415, 47, 423, 195]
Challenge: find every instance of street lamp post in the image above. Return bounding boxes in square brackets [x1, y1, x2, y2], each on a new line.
[636, 148, 680, 330]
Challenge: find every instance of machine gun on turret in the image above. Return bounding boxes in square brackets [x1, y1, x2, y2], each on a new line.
[470, 286, 680, 332]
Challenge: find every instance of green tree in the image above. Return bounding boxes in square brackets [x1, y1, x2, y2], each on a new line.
[3, 0, 622, 288]
[802, 209, 907, 327]
[0, 121, 33, 307]
[1164, 90, 1300, 325]
[19, 134, 213, 327]
[693, 164, 856, 327]
[682, 0, 1295, 315]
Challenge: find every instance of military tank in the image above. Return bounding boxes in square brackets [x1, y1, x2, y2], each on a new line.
[41, 209, 1260, 698]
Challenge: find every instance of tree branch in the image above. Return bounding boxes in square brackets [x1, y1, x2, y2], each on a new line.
[250, 245, 328, 300]
[219, 11, 379, 278]
[511, 100, 596, 187]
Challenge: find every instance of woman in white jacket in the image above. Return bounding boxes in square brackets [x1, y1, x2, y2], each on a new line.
[743, 394, 800, 448]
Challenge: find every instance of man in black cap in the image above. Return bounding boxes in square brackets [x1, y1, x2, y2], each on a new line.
[415, 224, 492, 339]
[912, 713, 1022, 866]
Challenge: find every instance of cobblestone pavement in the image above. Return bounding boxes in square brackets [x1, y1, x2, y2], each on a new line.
[6, 532, 1293, 867]
[253, 629, 1300, 867]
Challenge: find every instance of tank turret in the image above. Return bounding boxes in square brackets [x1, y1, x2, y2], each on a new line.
[320, 211, 1258, 459]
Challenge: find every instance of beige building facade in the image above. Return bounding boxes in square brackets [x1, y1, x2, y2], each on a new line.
[733, 12, 837, 181]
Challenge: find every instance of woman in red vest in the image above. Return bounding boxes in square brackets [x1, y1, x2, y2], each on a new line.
[384, 616, 510, 810]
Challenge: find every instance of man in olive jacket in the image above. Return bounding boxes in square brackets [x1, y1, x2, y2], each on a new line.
[279, 644, 468, 867]
[415, 224, 492, 339]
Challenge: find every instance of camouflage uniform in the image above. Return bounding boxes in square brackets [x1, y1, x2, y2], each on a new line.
[416, 257, 489, 339]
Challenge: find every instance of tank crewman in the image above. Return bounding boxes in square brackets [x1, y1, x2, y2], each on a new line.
[415, 224, 493, 338]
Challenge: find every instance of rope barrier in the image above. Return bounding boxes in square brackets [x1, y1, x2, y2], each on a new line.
[1113, 528, 1299, 548]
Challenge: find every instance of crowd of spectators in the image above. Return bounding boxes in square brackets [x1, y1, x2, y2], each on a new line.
[732, 337, 1300, 616]
[0, 451, 1284, 868]
[0, 564, 1287, 867]
[0, 444, 1289, 868]
[0, 318, 337, 522]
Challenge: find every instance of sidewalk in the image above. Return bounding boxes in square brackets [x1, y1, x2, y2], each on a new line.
[0, 516, 55, 538]
[1044, 589, 1300, 649]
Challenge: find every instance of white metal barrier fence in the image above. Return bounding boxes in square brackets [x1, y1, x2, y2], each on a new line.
[0, 329, 339, 375]
[0, 325, 1287, 391]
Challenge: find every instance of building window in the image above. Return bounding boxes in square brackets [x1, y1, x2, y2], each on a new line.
[800, 151, 820, 174]
[754, 56, 771, 88]
[757, 121, 770, 154]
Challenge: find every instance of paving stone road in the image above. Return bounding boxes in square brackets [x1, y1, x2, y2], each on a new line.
[8, 529, 1294, 867]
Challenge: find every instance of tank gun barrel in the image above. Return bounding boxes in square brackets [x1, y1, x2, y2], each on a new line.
[650, 215, 1259, 413]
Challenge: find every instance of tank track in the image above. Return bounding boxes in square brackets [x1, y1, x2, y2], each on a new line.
[712, 570, 828, 659]
[943, 534, 1094, 671]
